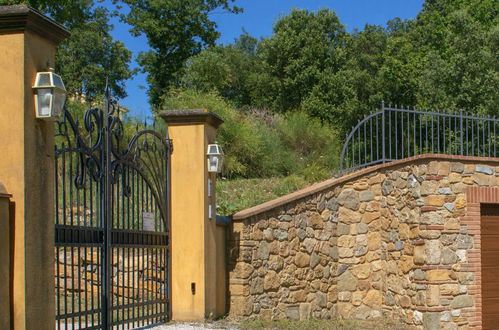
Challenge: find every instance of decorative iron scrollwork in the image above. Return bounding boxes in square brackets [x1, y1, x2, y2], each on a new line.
[55, 92, 172, 223]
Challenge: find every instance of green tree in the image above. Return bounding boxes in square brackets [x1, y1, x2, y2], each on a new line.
[256, 9, 347, 115]
[56, 7, 135, 99]
[181, 32, 261, 107]
[117, 0, 241, 108]
[3, 0, 135, 99]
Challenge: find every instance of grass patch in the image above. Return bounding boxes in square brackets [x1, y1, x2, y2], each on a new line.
[216, 175, 315, 215]
[239, 318, 407, 330]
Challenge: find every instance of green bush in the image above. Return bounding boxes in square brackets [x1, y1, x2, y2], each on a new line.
[162, 89, 340, 180]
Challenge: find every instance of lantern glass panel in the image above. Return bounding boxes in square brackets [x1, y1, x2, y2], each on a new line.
[37, 88, 53, 117]
[36, 73, 51, 87]
[53, 89, 67, 118]
[52, 74, 65, 89]
[208, 156, 219, 172]
[209, 145, 218, 154]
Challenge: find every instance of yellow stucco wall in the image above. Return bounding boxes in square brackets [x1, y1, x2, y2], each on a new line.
[167, 118, 226, 320]
[169, 123, 208, 320]
[0, 30, 56, 330]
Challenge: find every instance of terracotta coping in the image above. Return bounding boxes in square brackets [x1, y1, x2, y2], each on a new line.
[159, 109, 224, 129]
[231, 154, 499, 221]
[0, 5, 70, 45]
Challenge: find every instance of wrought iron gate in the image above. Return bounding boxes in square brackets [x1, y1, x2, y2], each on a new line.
[54, 93, 172, 329]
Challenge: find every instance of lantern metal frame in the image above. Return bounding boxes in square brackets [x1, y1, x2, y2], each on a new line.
[206, 143, 224, 173]
[32, 70, 67, 119]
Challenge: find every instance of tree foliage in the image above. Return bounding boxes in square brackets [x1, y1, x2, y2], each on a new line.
[5, 0, 135, 99]
[117, 0, 241, 108]
[179, 1, 498, 132]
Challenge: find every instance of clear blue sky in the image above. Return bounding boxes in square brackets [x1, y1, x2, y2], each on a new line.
[109, 0, 425, 118]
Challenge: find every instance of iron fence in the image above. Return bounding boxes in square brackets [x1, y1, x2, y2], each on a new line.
[340, 102, 499, 172]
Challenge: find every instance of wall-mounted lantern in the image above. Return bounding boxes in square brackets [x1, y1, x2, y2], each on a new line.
[207, 144, 224, 173]
[32, 69, 67, 119]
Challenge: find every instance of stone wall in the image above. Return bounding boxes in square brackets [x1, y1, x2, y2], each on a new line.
[228, 155, 499, 329]
[56, 248, 166, 309]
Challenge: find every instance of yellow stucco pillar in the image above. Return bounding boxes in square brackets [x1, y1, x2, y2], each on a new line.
[159, 109, 224, 321]
[0, 6, 69, 330]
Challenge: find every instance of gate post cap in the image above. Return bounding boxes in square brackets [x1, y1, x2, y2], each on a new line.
[0, 5, 70, 44]
[159, 109, 224, 129]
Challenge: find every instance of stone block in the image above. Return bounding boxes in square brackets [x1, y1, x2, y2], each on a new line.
[426, 285, 440, 306]
[423, 312, 441, 330]
[426, 240, 441, 265]
[337, 189, 360, 210]
[421, 181, 438, 195]
[476, 165, 493, 175]
[234, 263, 254, 279]
[359, 190, 374, 202]
[339, 207, 362, 224]
[450, 295, 473, 308]
[338, 291, 352, 302]
[285, 305, 299, 320]
[307, 213, 324, 229]
[425, 195, 446, 206]
[338, 271, 358, 292]
[381, 180, 393, 195]
[362, 211, 381, 224]
[294, 252, 310, 268]
[362, 289, 382, 307]
[354, 182, 369, 190]
[399, 255, 414, 273]
[450, 162, 464, 173]
[473, 172, 491, 186]
[299, 303, 311, 320]
[426, 270, 451, 281]
[367, 232, 381, 251]
[352, 264, 371, 279]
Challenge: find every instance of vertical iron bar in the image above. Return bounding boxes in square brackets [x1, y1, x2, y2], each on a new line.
[419, 109, 422, 155]
[431, 113, 434, 153]
[401, 109, 404, 158]
[382, 102, 385, 163]
[437, 112, 440, 153]
[393, 110, 399, 159]
[364, 121, 366, 164]
[388, 108, 391, 160]
[482, 119, 485, 157]
[103, 93, 112, 330]
[459, 110, 463, 155]
[407, 107, 410, 156]
[375, 112, 378, 162]
[488, 117, 491, 157]
[443, 115, 446, 154]
[472, 117, 474, 155]
[357, 122, 361, 166]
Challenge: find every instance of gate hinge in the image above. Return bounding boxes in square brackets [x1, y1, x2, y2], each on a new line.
[167, 139, 173, 154]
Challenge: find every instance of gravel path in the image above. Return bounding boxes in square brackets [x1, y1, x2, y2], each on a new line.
[150, 322, 238, 330]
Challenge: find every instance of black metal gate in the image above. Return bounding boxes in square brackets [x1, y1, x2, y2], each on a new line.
[54, 93, 172, 329]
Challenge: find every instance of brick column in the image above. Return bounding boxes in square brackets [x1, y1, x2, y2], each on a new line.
[461, 187, 499, 329]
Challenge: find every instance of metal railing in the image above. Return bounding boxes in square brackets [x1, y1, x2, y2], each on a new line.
[340, 102, 499, 172]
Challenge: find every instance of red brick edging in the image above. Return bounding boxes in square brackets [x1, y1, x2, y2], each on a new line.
[462, 187, 499, 329]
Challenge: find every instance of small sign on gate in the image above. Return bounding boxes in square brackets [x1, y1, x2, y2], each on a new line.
[143, 212, 155, 231]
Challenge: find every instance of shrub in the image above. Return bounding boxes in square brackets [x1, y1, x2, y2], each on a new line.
[161, 89, 341, 180]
